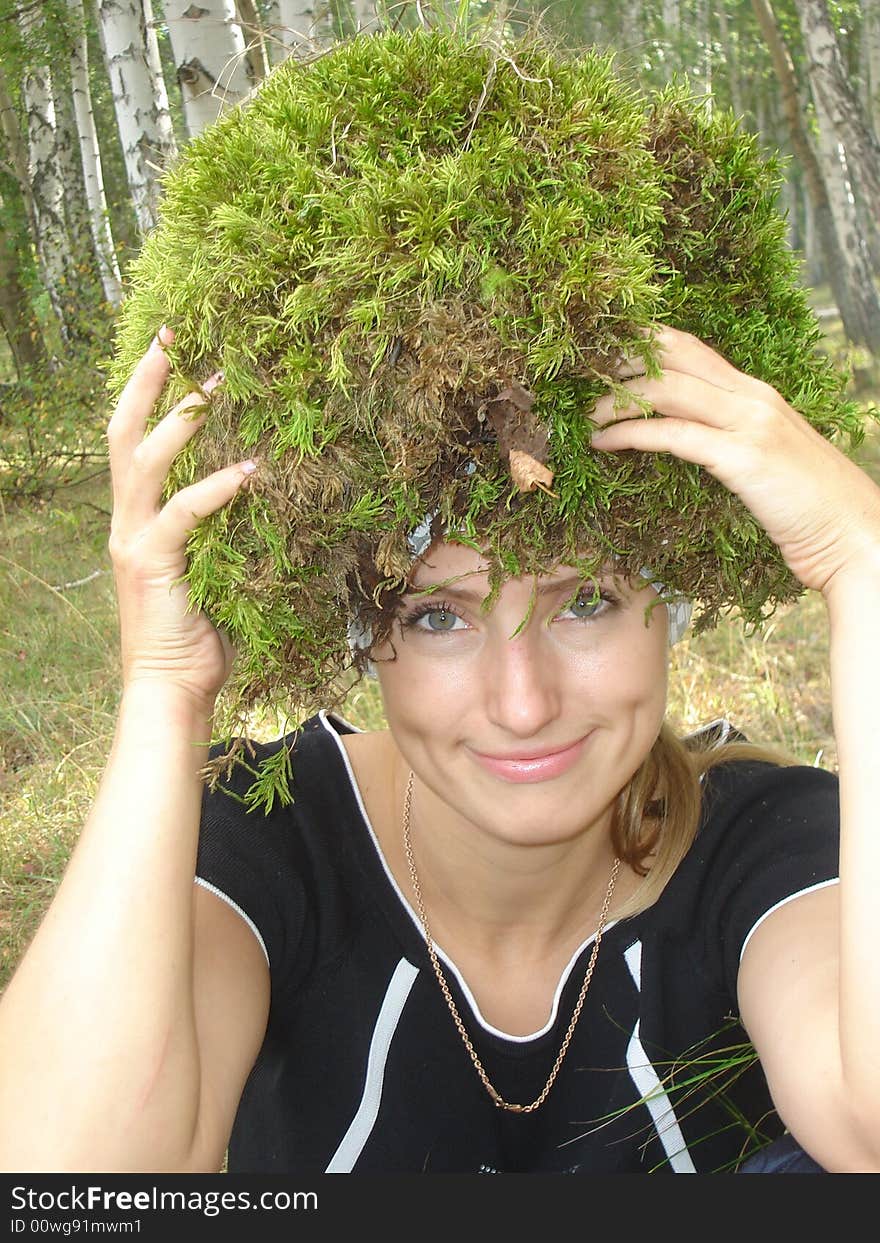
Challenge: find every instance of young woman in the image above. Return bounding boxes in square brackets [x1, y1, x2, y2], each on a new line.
[0, 322, 878, 1174]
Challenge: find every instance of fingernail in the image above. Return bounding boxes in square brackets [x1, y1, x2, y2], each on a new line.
[240, 460, 257, 476]
[157, 324, 175, 347]
[202, 371, 224, 395]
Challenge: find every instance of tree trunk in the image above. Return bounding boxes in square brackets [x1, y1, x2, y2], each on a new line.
[263, 0, 285, 64]
[716, 0, 744, 119]
[51, 66, 102, 297]
[694, 0, 712, 99]
[751, 0, 880, 354]
[235, 0, 271, 84]
[350, 0, 378, 33]
[0, 189, 48, 377]
[276, 0, 323, 57]
[865, 0, 880, 134]
[0, 65, 39, 246]
[663, 0, 681, 34]
[18, 2, 74, 342]
[793, 0, 880, 207]
[164, 0, 254, 137]
[816, 130, 880, 352]
[95, 0, 177, 235]
[66, 0, 122, 307]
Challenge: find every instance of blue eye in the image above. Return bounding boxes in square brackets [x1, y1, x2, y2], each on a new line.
[402, 602, 466, 633]
[419, 607, 461, 631]
[559, 589, 606, 621]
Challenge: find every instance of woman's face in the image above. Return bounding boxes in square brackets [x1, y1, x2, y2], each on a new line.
[373, 541, 669, 848]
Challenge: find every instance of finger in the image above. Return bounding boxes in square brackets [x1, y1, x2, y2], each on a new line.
[590, 414, 738, 480]
[591, 372, 749, 431]
[113, 374, 224, 528]
[217, 626, 237, 674]
[147, 461, 257, 559]
[648, 325, 761, 393]
[607, 354, 647, 380]
[107, 328, 176, 507]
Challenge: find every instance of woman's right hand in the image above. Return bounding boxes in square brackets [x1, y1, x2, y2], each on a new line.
[107, 327, 256, 709]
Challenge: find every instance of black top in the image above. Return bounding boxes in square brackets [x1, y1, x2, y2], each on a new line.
[194, 711, 840, 1174]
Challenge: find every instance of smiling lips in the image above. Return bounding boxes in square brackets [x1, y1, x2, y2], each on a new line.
[470, 735, 591, 783]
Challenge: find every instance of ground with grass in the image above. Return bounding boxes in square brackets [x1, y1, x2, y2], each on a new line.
[1, 351, 878, 995]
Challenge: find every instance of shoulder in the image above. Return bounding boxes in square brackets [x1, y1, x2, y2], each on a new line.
[698, 754, 839, 832]
[202, 710, 358, 810]
[662, 749, 840, 996]
[194, 711, 372, 989]
[677, 717, 839, 830]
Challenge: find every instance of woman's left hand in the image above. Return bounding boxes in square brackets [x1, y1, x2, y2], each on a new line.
[589, 325, 880, 597]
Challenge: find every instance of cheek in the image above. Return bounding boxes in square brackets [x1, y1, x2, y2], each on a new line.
[573, 617, 668, 717]
[374, 641, 467, 739]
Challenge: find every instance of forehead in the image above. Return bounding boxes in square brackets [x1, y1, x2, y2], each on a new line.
[406, 540, 613, 594]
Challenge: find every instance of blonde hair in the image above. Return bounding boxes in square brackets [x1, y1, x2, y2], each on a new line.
[611, 725, 798, 921]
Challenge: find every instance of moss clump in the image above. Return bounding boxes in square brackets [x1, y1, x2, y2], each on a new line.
[109, 24, 866, 758]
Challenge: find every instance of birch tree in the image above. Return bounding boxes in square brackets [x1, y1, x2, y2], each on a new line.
[0, 186, 47, 377]
[164, 0, 254, 136]
[716, 0, 744, 120]
[235, 0, 271, 83]
[66, 0, 122, 307]
[263, 0, 286, 64]
[0, 64, 38, 247]
[350, 0, 379, 33]
[276, 0, 324, 57]
[863, 0, 880, 132]
[753, 0, 880, 353]
[792, 0, 880, 205]
[18, 0, 75, 341]
[51, 65, 100, 291]
[95, 0, 177, 235]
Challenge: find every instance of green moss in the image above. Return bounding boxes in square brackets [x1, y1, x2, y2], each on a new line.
[109, 25, 870, 787]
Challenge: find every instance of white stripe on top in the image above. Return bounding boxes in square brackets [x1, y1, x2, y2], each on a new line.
[623, 940, 696, 1173]
[194, 876, 270, 967]
[739, 875, 840, 964]
[325, 957, 420, 1172]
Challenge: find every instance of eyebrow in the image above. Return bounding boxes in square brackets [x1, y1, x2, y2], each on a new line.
[404, 573, 591, 603]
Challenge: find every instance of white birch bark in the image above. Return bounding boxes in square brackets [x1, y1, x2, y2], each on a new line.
[751, 0, 880, 352]
[52, 68, 101, 286]
[276, 0, 323, 57]
[18, 2, 73, 339]
[351, 0, 379, 33]
[619, 0, 642, 66]
[164, 1, 253, 137]
[0, 64, 39, 245]
[95, 0, 177, 235]
[716, 0, 743, 119]
[815, 129, 880, 352]
[66, 0, 122, 306]
[263, 0, 286, 64]
[694, 0, 712, 100]
[863, 0, 880, 133]
[659, 0, 681, 67]
[663, 0, 681, 31]
[793, 0, 880, 205]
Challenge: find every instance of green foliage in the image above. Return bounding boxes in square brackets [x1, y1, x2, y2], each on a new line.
[108, 22, 871, 783]
[0, 331, 113, 502]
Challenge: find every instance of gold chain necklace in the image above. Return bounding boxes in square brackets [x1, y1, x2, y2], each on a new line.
[402, 770, 621, 1113]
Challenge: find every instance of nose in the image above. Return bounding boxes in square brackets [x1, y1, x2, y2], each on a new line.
[480, 626, 562, 739]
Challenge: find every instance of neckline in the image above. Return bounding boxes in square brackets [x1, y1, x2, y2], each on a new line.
[317, 708, 623, 1044]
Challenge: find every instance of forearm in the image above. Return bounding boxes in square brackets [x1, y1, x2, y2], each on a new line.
[823, 546, 880, 1147]
[0, 682, 215, 1172]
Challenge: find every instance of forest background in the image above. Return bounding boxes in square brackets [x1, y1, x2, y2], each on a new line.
[1, 0, 879, 992]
